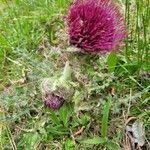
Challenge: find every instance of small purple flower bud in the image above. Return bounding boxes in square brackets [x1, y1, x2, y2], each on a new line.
[41, 61, 74, 111]
[67, 0, 126, 53]
[44, 94, 64, 110]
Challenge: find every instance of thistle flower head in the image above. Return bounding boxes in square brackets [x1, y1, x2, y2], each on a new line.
[67, 0, 126, 53]
[41, 61, 74, 110]
[44, 94, 64, 110]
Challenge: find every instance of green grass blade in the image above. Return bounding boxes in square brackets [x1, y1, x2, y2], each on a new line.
[101, 98, 111, 138]
[107, 52, 118, 72]
[82, 137, 107, 145]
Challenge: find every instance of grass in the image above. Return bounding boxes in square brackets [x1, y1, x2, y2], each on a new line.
[0, 0, 149, 149]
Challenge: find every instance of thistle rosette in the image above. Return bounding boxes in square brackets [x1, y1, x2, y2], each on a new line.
[41, 61, 74, 110]
[67, 0, 126, 53]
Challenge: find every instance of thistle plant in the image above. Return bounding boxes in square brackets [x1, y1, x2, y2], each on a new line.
[41, 61, 74, 110]
[67, 0, 126, 53]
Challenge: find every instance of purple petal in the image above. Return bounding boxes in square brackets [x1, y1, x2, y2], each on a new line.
[67, 0, 126, 53]
[44, 94, 64, 110]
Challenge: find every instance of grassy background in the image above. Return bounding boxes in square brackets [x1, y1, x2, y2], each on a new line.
[0, 0, 149, 149]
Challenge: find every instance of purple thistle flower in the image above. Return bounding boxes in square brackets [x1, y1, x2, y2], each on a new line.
[67, 0, 126, 53]
[44, 94, 64, 110]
